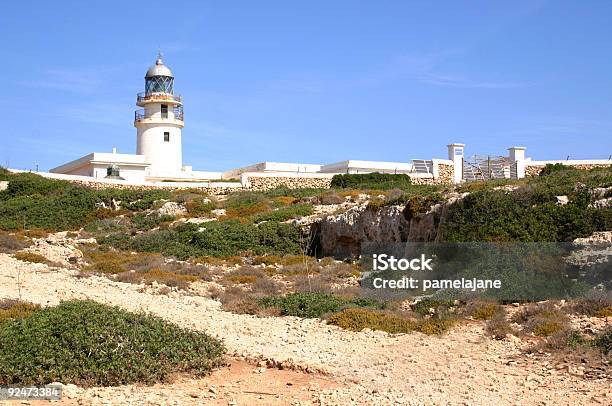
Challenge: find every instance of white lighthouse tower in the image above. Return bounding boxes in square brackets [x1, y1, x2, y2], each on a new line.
[134, 53, 184, 177]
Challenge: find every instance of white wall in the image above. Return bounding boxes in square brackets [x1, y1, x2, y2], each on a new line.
[136, 124, 183, 175]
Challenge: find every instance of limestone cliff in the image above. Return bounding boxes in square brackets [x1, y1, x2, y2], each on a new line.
[312, 193, 468, 258]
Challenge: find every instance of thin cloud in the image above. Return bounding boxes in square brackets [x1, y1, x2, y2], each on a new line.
[419, 73, 526, 89]
[19, 69, 103, 93]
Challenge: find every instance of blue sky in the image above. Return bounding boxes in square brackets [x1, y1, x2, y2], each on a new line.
[1, 1, 611, 171]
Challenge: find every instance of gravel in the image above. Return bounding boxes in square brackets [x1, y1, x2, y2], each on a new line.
[1, 253, 610, 405]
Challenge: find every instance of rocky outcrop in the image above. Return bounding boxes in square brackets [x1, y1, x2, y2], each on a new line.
[313, 193, 467, 258]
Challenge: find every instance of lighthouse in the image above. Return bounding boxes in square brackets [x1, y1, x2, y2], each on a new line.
[134, 53, 184, 177]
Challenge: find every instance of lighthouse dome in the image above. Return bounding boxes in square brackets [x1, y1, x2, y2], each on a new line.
[145, 55, 173, 78]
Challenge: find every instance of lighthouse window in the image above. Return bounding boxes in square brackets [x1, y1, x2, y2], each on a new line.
[161, 104, 168, 118]
[164, 132, 170, 142]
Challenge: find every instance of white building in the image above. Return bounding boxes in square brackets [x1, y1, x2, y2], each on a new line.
[51, 54, 222, 183]
[49, 54, 439, 183]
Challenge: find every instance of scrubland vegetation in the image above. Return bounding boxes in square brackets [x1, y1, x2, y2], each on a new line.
[0, 300, 224, 386]
[0, 164, 610, 385]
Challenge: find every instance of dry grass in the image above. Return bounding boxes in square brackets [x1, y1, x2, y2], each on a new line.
[465, 300, 504, 321]
[327, 308, 456, 335]
[13, 251, 50, 265]
[512, 302, 570, 337]
[0, 232, 30, 254]
[317, 191, 344, 205]
[224, 202, 270, 219]
[224, 266, 267, 285]
[193, 256, 243, 267]
[272, 196, 296, 206]
[486, 316, 514, 340]
[0, 299, 40, 323]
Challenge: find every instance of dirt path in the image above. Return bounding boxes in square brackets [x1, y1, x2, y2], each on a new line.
[1, 254, 610, 405]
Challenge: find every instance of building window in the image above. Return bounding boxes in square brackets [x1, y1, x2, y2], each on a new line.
[161, 104, 168, 118]
[164, 132, 170, 142]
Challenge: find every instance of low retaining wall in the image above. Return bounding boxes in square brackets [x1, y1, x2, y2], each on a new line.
[243, 172, 334, 191]
[525, 161, 612, 177]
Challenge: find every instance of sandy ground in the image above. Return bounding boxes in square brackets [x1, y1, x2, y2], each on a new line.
[0, 254, 610, 405]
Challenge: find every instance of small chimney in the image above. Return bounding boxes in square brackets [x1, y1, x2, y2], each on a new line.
[112, 147, 117, 154]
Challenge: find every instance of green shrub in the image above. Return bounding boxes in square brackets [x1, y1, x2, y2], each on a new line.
[131, 213, 175, 230]
[263, 187, 325, 200]
[0, 301, 224, 386]
[594, 327, 612, 355]
[331, 173, 412, 190]
[252, 204, 313, 222]
[0, 172, 172, 232]
[185, 198, 216, 217]
[411, 299, 455, 316]
[440, 167, 612, 242]
[258, 292, 384, 318]
[101, 220, 303, 259]
[538, 163, 578, 177]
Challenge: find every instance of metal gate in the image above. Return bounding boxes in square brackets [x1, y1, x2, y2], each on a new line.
[462, 155, 513, 182]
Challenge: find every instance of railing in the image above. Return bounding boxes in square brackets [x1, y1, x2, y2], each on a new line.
[137, 92, 182, 104]
[411, 159, 433, 174]
[134, 109, 145, 121]
[173, 106, 184, 121]
[134, 106, 184, 122]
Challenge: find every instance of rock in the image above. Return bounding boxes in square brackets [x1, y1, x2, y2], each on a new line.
[0, 181, 8, 191]
[556, 196, 569, 205]
[157, 201, 187, 217]
[590, 197, 612, 209]
[312, 193, 466, 258]
[212, 208, 226, 216]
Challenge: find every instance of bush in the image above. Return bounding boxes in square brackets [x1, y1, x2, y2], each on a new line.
[512, 303, 570, 337]
[545, 329, 587, 350]
[101, 220, 303, 259]
[185, 198, 216, 217]
[594, 327, 612, 355]
[466, 301, 504, 320]
[0, 301, 225, 386]
[441, 167, 612, 242]
[131, 213, 175, 230]
[0, 299, 40, 323]
[318, 191, 344, 205]
[411, 299, 455, 316]
[327, 308, 456, 335]
[538, 163, 578, 177]
[568, 292, 612, 317]
[331, 173, 412, 190]
[328, 308, 416, 333]
[141, 269, 198, 289]
[252, 203, 312, 222]
[258, 292, 384, 318]
[0, 232, 30, 254]
[13, 252, 49, 265]
[0, 172, 172, 232]
[486, 316, 513, 339]
[224, 266, 266, 285]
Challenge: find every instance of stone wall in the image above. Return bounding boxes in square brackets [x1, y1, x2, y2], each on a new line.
[408, 163, 454, 185]
[246, 175, 333, 191]
[436, 163, 454, 185]
[51, 178, 244, 195]
[525, 163, 612, 177]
